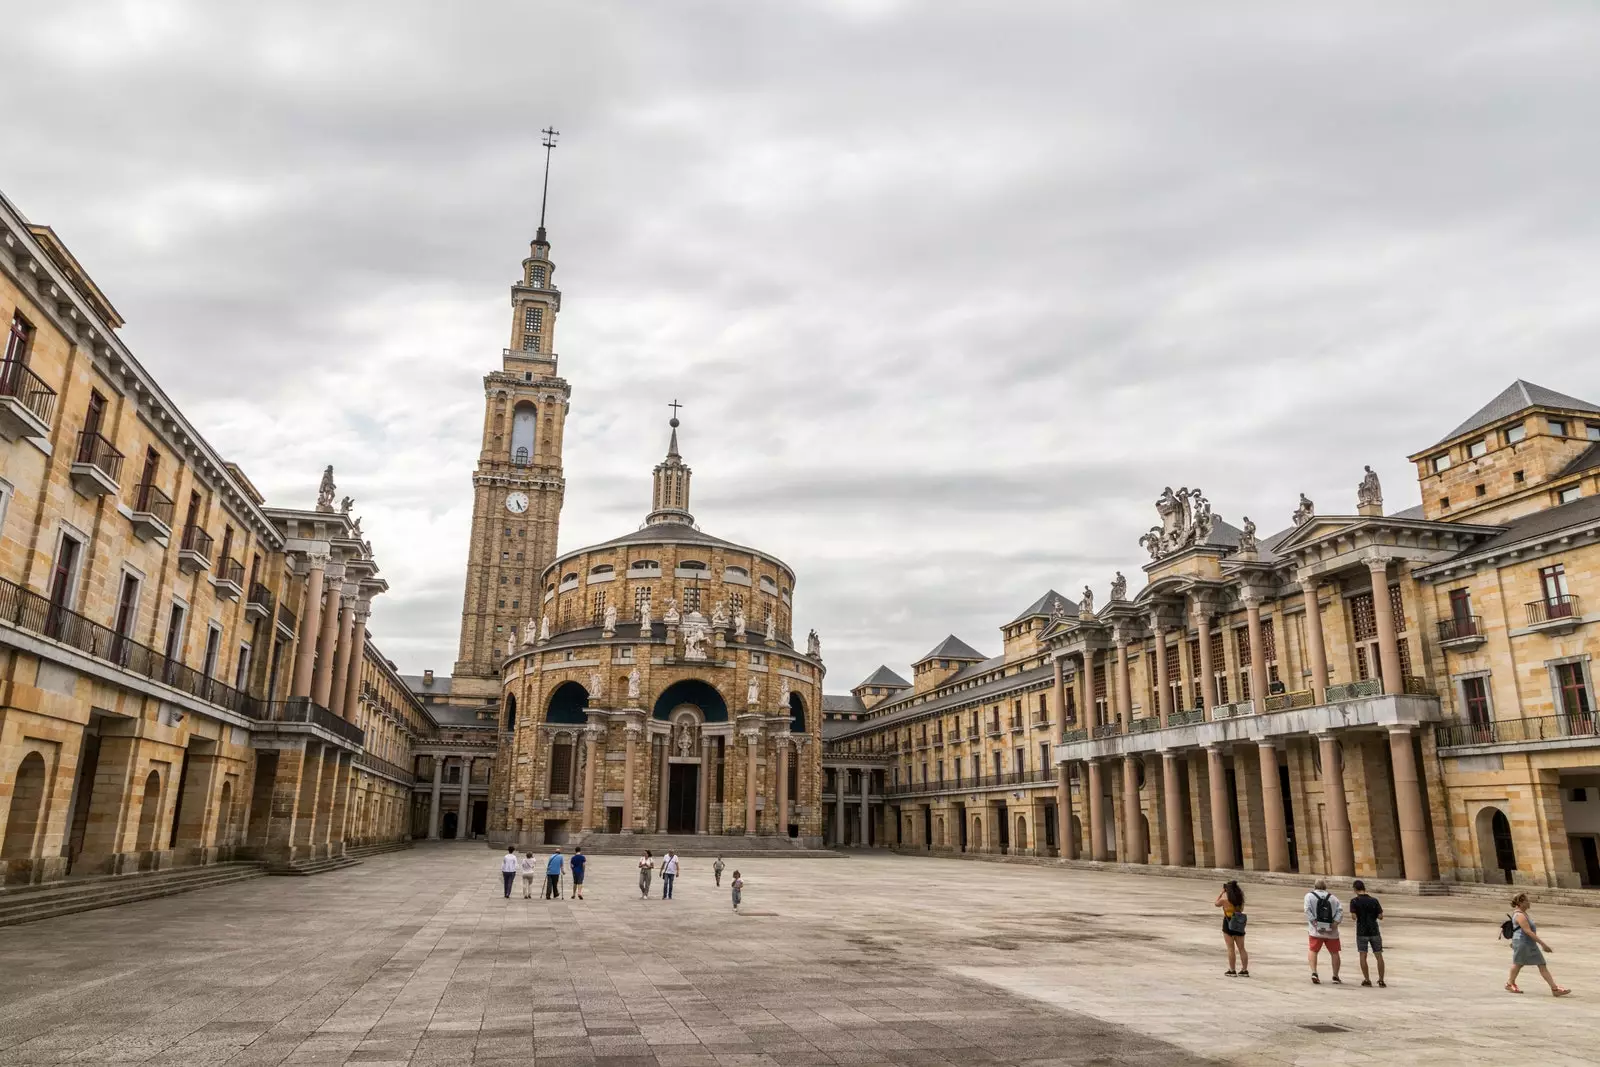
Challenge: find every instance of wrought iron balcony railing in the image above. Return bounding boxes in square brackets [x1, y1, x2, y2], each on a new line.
[1526, 595, 1580, 627]
[0, 357, 57, 428]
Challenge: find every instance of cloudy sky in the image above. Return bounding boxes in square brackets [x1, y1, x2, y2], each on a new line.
[8, 2, 1600, 689]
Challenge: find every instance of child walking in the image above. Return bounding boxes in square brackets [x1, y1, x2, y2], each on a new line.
[713, 856, 725, 887]
[731, 870, 743, 911]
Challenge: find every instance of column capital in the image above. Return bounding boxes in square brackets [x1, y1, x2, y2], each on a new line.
[1365, 554, 1391, 574]
[1386, 724, 1414, 739]
[1147, 612, 1166, 633]
[1297, 575, 1320, 594]
[1241, 593, 1263, 609]
[1112, 627, 1131, 648]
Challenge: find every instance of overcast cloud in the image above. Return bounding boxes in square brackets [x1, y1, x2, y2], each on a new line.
[7, 1, 1600, 690]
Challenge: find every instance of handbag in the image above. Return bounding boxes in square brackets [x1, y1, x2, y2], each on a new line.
[1226, 912, 1248, 935]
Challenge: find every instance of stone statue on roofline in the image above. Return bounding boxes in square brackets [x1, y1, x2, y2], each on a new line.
[316, 465, 336, 512]
[1238, 516, 1259, 554]
[1110, 571, 1127, 602]
[1292, 493, 1315, 526]
[1357, 465, 1383, 510]
[807, 628, 821, 658]
[538, 614, 551, 642]
[1079, 585, 1095, 619]
[340, 495, 353, 515]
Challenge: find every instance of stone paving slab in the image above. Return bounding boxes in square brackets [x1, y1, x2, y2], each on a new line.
[0, 846, 1594, 1065]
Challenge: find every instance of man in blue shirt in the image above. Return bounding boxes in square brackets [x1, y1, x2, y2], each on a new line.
[570, 848, 587, 900]
[544, 847, 564, 899]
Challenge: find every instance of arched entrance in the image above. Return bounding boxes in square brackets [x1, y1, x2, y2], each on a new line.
[2, 752, 47, 861]
[442, 810, 459, 839]
[972, 815, 984, 850]
[1015, 814, 1028, 853]
[1477, 806, 1517, 884]
[134, 771, 162, 852]
[504, 693, 517, 731]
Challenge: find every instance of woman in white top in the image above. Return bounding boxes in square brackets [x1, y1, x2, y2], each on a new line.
[519, 852, 539, 898]
[638, 850, 654, 898]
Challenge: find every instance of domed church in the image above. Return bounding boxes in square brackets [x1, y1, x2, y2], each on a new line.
[490, 417, 825, 846]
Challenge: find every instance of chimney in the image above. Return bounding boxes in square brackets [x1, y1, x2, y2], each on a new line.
[423, 669, 434, 687]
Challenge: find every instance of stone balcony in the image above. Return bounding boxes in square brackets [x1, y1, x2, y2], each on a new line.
[1055, 691, 1443, 762]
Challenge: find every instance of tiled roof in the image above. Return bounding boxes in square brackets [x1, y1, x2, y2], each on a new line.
[827, 661, 1054, 739]
[1435, 380, 1600, 447]
[1448, 493, 1600, 559]
[855, 665, 911, 690]
[823, 694, 866, 713]
[913, 635, 986, 665]
[1008, 588, 1078, 624]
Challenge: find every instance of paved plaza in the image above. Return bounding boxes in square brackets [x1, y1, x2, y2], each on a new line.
[0, 847, 1595, 1067]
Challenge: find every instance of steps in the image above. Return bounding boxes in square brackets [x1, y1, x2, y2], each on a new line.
[267, 854, 361, 876]
[0, 861, 265, 928]
[344, 839, 414, 861]
[567, 832, 839, 858]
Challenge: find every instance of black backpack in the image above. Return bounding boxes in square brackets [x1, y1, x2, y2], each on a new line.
[1500, 914, 1516, 940]
[1313, 892, 1334, 925]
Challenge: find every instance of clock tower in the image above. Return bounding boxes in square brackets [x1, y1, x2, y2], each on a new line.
[451, 135, 571, 700]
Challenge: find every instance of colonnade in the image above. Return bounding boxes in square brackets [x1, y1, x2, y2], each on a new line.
[287, 552, 372, 721]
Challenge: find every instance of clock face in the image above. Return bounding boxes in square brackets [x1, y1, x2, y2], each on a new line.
[505, 491, 529, 514]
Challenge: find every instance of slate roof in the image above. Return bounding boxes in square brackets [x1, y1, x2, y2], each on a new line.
[1558, 441, 1600, 479]
[823, 694, 866, 713]
[914, 635, 987, 665]
[1008, 588, 1078, 624]
[550, 519, 793, 575]
[855, 665, 911, 690]
[827, 661, 1055, 740]
[1434, 380, 1600, 447]
[1447, 493, 1600, 560]
[400, 673, 453, 696]
[1388, 504, 1426, 520]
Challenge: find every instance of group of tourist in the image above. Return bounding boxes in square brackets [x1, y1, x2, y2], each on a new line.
[1213, 878, 1571, 996]
[499, 847, 744, 910]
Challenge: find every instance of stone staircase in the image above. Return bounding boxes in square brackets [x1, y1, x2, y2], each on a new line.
[0, 861, 266, 928]
[266, 853, 361, 876]
[567, 832, 839, 858]
[344, 839, 414, 861]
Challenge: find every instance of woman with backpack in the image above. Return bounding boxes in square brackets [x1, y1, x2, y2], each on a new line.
[1505, 893, 1571, 996]
[1214, 880, 1249, 977]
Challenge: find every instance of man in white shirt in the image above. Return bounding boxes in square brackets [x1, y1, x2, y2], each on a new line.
[1304, 879, 1345, 984]
[661, 851, 679, 899]
[499, 847, 518, 899]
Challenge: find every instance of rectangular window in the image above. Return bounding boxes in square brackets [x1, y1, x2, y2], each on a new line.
[1549, 419, 1568, 437]
[684, 586, 701, 613]
[1040, 742, 1050, 769]
[1558, 485, 1581, 504]
[991, 751, 1002, 777]
[634, 586, 651, 619]
[164, 603, 187, 664]
[1389, 583, 1406, 632]
[1555, 662, 1591, 719]
[234, 643, 252, 690]
[1449, 588, 1473, 624]
[49, 532, 83, 610]
[1468, 439, 1488, 458]
[591, 589, 606, 626]
[202, 626, 222, 678]
[1350, 592, 1377, 641]
[528, 265, 546, 288]
[1505, 423, 1526, 445]
[1588, 422, 1600, 442]
[114, 572, 141, 638]
[1014, 746, 1025, 773]
[5, 311, 33, 363]
[1540, 564, 1569, 603]
[549, 743, 574, 794]
[1461, 676, 1491, 727]
[1431, 452, 1452, 473]
[521, 306, 543, 352]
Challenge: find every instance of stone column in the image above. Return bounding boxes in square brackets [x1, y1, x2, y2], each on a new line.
[1122, 754, 1144, 863]
[427, 755, 442, 839]
[340, 607, 369, 724]
[1056, 762, 1075, 859]
[744, 729, 760, 835]
[1206, 745, 1235, 867]
[580, 724, 601, 832]
[1162, 751, 1185, 866]
[1050, 656, 1065, 737]
[1114, 632, 1132, 725]
[1388, 726, 1431, 881]
[290, 557, 326, 698]
[777, 738, 791, 837]
[859, 765, 869, 846]
[327, 596, 357, 719]
[1192, 601, 1215, 719]
[833, 775, 844, 845]
[1152, 621, 1173, 724]
[458, 757, 471, 839]
[311, 577, 342, 708]
[656, 736, 671, 832]
[1318, 733, 1354, 876]
[1087, 759, 1107, 861]
[1257, 742, 1289, 872]
[1244, 597, 1268, 706]
[622, 722, 639, 832]
[1177, 625, 1194, 712]
[1074, 654, 1089, 728]
[328, 754, 354, 854]
[697, 736, 712, 834]
[1300, 578, 1329, 702]
[1368, 558, 1404, 694]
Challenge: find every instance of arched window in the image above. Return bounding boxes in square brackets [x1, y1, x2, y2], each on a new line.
[629, 560, 661, 576]
[723, 566, 750, 585]
[510, 403, 536, 465]
[588, 563, 614, 579]
[504, 693, 518, 732]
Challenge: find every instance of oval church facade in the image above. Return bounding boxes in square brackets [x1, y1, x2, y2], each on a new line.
[490, 418, 825, 846]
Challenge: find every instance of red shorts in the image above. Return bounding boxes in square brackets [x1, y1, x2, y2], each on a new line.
[1308, 936, 1341, 953]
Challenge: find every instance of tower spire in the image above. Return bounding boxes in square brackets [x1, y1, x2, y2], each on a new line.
[647, 402, 694, 526]
[537, 126, 559, 241]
